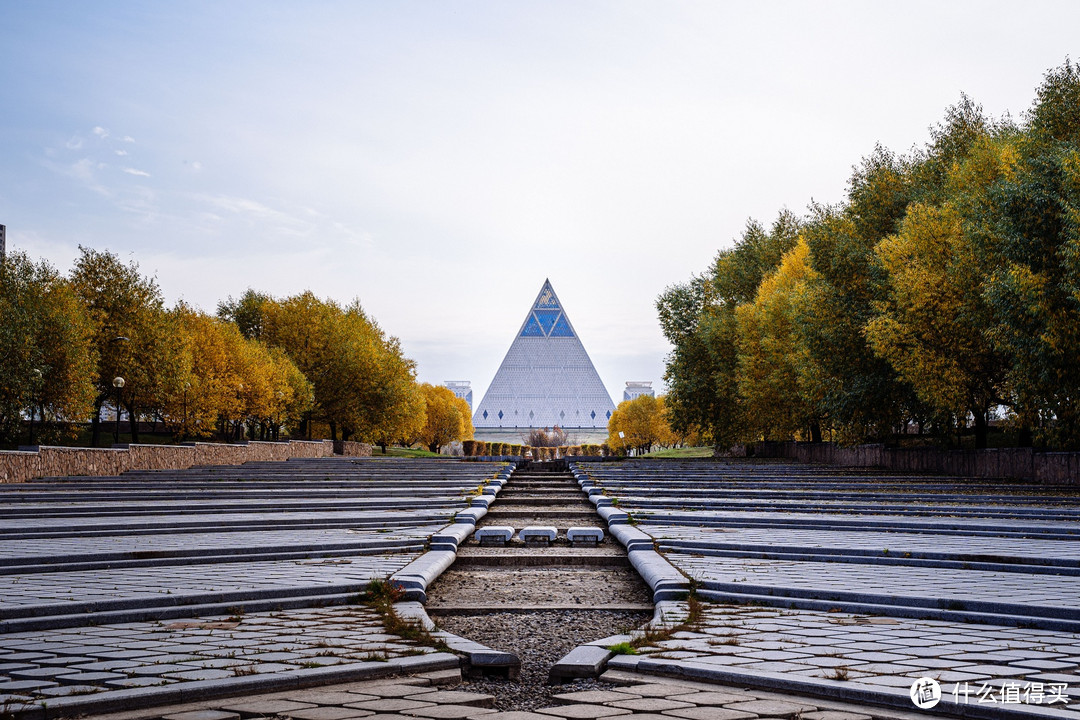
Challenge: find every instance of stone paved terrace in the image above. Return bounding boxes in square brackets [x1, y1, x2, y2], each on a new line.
[0, 457, 508, 714]
[576, 459, 1080, 718]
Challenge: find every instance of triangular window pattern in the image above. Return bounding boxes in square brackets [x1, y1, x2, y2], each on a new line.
[534, 309, 560, 335]
[520, 315, 544, 338]
[549, 313, 574, 337]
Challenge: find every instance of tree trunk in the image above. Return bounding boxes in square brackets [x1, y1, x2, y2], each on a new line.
[91, 396, 105, 447]
[127, 401, 139, 444]
[1018, 424, 1033, 447]
[973, 408, 988, 450]
[329, 421, 338, 443]
[428, 442, 439, 453]
[809, 422, 822, 443]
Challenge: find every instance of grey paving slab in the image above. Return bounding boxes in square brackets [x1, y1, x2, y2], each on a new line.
[0, 606, 445, 710]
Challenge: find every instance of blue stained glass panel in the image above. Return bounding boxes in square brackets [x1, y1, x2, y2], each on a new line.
[549, 313, 574, 337]
[520, 314, 544, 337]
[534, 309, 559, 335]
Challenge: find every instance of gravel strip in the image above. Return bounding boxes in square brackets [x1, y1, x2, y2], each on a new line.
[436, 609, 651, 711]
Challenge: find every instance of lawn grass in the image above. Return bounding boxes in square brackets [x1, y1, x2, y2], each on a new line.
[369, 446, 444, 458]
[642, 446, 715, 459]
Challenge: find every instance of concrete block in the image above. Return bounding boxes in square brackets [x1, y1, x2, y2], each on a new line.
[519, 526, 557, 544]
[474, 526, 514, 546]
[567, 527, 604, 545]
[548, 644, 614, 683]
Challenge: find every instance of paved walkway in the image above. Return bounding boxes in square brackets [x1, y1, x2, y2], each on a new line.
[81, 667, 1011, 720]
[577, 459, 1080, 717]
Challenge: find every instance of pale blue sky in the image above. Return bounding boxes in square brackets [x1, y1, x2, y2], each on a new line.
[2, 1, 1077, 402]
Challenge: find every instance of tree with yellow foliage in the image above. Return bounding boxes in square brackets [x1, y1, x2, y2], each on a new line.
[418, 383, 472, 453]
[865, 202, 1006, 448]
[607, 394, 673, 454]
[735, 237, 823, 442]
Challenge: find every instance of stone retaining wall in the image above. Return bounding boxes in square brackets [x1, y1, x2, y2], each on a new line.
[753, 441, 1079, 484]
[0, 439, 335, 484]
[333, 440, 373, 457]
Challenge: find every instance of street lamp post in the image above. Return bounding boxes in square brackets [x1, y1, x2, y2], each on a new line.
[28, 369, 42, 446]
[182, 382, 190, 440]
[112, 376, 125, 444]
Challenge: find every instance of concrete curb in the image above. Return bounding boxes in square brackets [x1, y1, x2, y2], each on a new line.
[570, 462, 691, 604]
[606, 655, 1076, 720]
[9, 652, 462, 720]
[391, 550, 458, 602]
[394, 604, 520, 679]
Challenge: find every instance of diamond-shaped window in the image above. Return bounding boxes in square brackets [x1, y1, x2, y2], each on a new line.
[498, 410, 504, 420]
[482, 410, 488, 420]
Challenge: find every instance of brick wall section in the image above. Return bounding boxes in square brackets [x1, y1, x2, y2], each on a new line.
[753, 441, 1078, 484]
[0, 440, 334, 484]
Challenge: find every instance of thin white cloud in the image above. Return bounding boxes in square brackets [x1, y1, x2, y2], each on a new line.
[123, 167, 151, 177]
[121, 136, 135, 143]
[115, 149, 128, 156]
[92, 126, 109, 138]
[65, 136, 83, 150]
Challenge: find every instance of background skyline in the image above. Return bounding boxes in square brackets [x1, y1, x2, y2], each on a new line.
[2, 1, 1078, 408]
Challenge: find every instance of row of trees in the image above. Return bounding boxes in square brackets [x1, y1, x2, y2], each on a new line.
[659, 61, 1080, 450]
[0, 247, 473, 451]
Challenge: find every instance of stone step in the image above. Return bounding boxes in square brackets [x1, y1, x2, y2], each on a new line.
[451, 554, 630, 568]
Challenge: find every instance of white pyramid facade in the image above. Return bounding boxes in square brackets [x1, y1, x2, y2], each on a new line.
[473, 280, 615, 429]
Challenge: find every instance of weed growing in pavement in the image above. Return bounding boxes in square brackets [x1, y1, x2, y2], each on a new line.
[606, 641, 639, 655]
[231, 664, 257, 676]
[627, 592, 705, 651]
[359, 578, 451, 653]
[827, 666, 850, 681]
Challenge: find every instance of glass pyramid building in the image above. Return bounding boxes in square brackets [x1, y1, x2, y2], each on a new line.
[473, 279, 616, 429]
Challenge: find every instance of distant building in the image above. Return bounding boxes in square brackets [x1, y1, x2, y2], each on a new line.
[445, 381, 473, 411]
[623, 381, 655, 401]
[473, 279, 615, 430]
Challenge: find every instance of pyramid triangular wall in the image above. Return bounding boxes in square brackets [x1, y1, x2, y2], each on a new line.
[473, 280, 615, 429]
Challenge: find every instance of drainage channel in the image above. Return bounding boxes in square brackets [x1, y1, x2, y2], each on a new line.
[424, 460, 654, 711]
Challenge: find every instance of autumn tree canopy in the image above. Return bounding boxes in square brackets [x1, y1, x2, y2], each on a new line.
[661, 60, 1080, 450]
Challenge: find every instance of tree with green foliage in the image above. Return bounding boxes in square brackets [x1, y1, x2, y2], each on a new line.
[0, 252, 96, 447]
[68, 247, 178, 445]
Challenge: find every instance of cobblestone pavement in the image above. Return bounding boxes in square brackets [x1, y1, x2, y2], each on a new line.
[642, 524, 1080, 563]
[577, 459, 1080, 718]
[82, 668, 1007, 720]
[0, 553, 419, 611]
[0, 526, 440, 564]
[0, 458, 507, 717]
[0, 606, 450, 714]
[667, 552, 1080, 613]
[618, 602, 1080, 713]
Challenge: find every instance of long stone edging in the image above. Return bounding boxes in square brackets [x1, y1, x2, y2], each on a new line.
[395, 601, 520, 678]
[606, 654, 1072, 720]
[11, 652, 461, 720]
[392, 464, 513, 602]
[571, 462, 692, 603]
